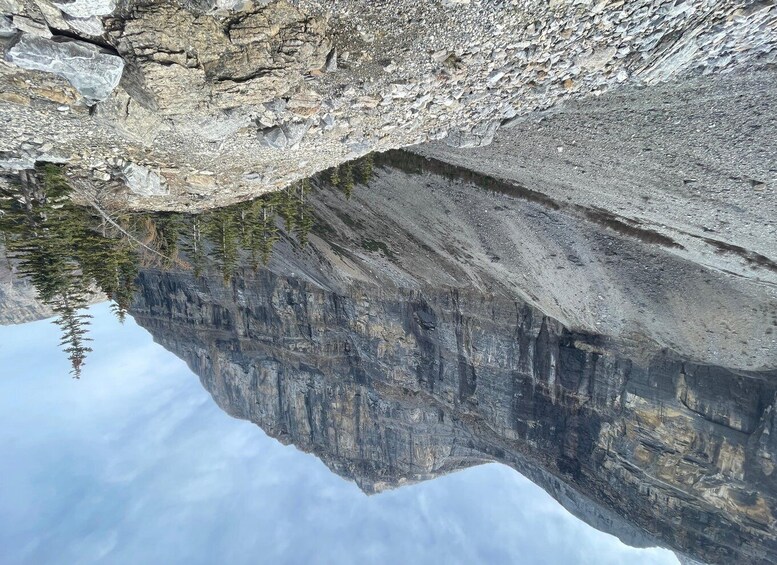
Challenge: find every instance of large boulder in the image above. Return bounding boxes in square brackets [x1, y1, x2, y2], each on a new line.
[258, 121, 311, 150]
[122, 163, 167, 196]
[63, 14, 104, 37]
[5, 34, 124, 102]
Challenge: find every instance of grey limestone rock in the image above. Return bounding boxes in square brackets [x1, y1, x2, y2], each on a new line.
[5, 34, 124, 102]
[0, 153, 35, 170]
[444, 119, 500, 148]
[281, 121, 310, 147]
[262, 98, 287, 115]
[52, 0, 115, 18]
[258, 126, 289, 149]
[11, 16, 51, 38]
[181, 0, 258, 13]
[62, 14, 103, 36]
[345, 139, 371, 156]
[1, 0, 776, 211]
[0, 0, 23, 12]
[195, 110, 251, 142]
[33, 0, 72, 31]
[324, 47, 337, 72]
[0, 15, 17, 38]
[320, 113, 335, 130]
[258, 120, 310, 149]
[121, 163, 167, 196]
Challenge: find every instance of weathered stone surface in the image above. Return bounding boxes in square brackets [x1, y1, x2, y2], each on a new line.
[417, 69, 777, 292]
[62, 14, 103, 36]
[121, 163, 166, 196]
[257, 126, 287, 149]
[52, 0, 115, 18]
[11, 15, 52, 38]
[0, 15, 17, 38]
[444, 119, 500, 148]
[324, 47, 337, 71]
[0, 152, 35, 170]
[258, 120, 310, 149]
[32, 0, 70, 31]
[182, 0, 255, 12]
[0, 1, 23, 13]
[320, 113, 335, 130]
[1, 0, 775, 211]
[5, 34, 124, 101]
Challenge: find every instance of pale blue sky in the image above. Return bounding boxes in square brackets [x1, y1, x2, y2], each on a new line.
[0, 304, 679, 564]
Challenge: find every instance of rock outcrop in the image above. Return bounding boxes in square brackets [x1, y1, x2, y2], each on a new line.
[416, 70, 777, 289]
[52, 0, 115, 19]
[127, 164, 777, 565]
[5, 33, 124, 101]
[1, 1, 775, 209]
[121, 162, 166, 196]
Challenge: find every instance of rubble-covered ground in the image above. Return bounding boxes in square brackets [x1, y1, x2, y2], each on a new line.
[418, 69, 777, 287]
[1, 0, 776, 210]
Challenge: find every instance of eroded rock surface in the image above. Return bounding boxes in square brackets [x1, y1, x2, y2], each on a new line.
[5, 33, 124, 101]
[0, 15, 15, 37]
[0, 1, 775, 209]
[99, 159, 774, 564]
[121, 162, 166, 196]
[52, 0, 115, 18]
[416, 69, 777, 288]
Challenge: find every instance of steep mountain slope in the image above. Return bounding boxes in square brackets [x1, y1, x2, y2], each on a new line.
[129, 169, 777, 564]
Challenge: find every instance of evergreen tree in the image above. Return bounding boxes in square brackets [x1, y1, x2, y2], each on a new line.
[150, 212, 183, 268]
[53, 287, 93, 378]
[205, 208, 240, 282]
[327, 166, 341, 188]
[277, 186, 298, 233]
[107, 239, 138, 323]
[241, 199, 279, 269]
[257, 204, 280, 266]
[355, 154, 374, 185]
[0, 164, 140, 377]
[182, 214, 206, 277]
[340, 162, 355, 199]
[293, 180, 314, 246]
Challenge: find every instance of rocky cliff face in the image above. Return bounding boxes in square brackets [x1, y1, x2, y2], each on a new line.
[128, 167, 777, 565]
[130, 266, 777, 565]
[1, 1, 775, 209]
